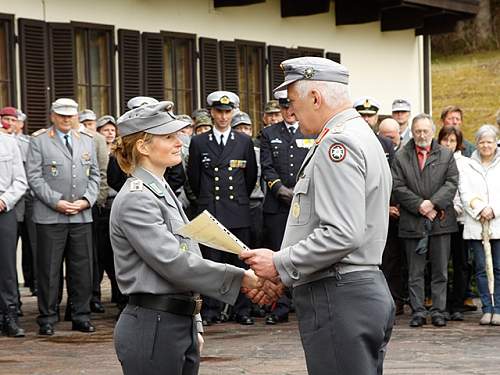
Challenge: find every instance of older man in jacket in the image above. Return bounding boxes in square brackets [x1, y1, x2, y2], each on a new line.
[392, 113, 458, 328]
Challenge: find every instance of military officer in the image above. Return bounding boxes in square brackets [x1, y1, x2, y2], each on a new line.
[187, 91, 257, 325]
[110, 101, 264, 375]
[392, 99, 412, 145]
[27, 98, 100, 336]
[259, 90, 316, 324]
[242, 57, 395, 375]
[262, 100, 283, 128]
[0, 131, 27, 337]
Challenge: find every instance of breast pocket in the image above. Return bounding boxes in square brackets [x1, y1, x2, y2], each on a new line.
[0, 153, 13, 176]
[43, 161, 64, 180]
[289, 177, 312, 226]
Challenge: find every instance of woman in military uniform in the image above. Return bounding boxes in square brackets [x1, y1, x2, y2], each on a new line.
[110, 101, 259, 375]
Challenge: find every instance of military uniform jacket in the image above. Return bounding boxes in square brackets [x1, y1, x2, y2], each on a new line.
[273, 109, 392, 287]
[391, 139, 458, 239]
[187, 129, 257, 229]
[27, 126, 100, 224]
[109, 167, 245, 331]
[260, 122, 315, 214]
[0, 133, 27, 211]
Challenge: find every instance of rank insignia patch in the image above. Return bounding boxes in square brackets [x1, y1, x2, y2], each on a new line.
[328, 143, 347, 163]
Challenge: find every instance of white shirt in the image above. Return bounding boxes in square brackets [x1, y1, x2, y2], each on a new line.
[212, 127, 231, 146]
[285, 122, 299, 134]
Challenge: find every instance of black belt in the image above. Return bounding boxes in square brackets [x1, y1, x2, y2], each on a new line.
[128, 294, 202, 316]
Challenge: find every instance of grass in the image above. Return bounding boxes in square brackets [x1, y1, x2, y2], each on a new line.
[432, 49, 500, 143]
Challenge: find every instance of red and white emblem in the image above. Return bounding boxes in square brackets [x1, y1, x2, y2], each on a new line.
[328, 143, 347, 162]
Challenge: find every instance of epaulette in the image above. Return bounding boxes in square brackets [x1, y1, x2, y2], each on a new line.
[31, 128, 48, 137]
[129, 179, 143, 192]
[17, 136, 30, 143]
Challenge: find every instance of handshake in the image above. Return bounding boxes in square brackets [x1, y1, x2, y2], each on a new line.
[239, 249, 284, 305]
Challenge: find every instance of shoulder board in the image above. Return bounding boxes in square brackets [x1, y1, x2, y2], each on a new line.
[79, 129, 94, 138]
[129, 179, 143, 192]
[331, 122, 345, 134]
[31, 128, 48, 137]
[17, 136, 30, 143]
[144, 181, 165, 197]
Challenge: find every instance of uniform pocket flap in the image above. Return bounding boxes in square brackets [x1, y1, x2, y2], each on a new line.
[294, 177, 310, 195]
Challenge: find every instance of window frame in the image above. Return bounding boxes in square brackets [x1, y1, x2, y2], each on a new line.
[71, 21, 116, 117]
[0, 13, 16, 107]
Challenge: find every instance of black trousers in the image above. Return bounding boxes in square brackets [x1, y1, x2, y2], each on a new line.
[263, 211, 291, 318]
[92, 204, 122, 303]
[20, 195, 37, 290]
[36, 223, 93, 325]
[294, 271, 394, 375]
[447, 224, 468, 312]
[249, 200, 264, 249]
[381, 232, 408, 305]
[0, 210, 20, 314]
[200, 227, 251, 320]
[115, 305, 199, 375]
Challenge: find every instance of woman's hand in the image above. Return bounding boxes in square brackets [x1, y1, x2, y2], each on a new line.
[480, 206, 495, 221]
[197, 333, 204, 354]
[241, 269, 260, 290]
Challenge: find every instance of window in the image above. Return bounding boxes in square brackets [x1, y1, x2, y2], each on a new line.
[75, 26, 114, 117]
[162, 33, 196, 116]
[0, 15, 15, 108]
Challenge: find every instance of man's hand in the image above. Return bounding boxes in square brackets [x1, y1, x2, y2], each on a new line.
[276, 186, 294, 206]
[243, 278, 284, 305]
[56, 200, 80, 215]
[0, 199, 6, 212]
[240, 248, 279, 280]
[241, 269, 260, 290]
[419, 200, 434, 216]
[425, 209, 437, 221]
[480, 206, 495, 221]
[389, 206, 400, 219]
[72, 199, 90, 212]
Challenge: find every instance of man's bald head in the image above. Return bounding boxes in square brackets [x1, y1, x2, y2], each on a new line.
[378, 118, 401, 147]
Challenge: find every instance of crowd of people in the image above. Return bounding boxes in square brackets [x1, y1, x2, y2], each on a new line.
[1, 84, 500, 340]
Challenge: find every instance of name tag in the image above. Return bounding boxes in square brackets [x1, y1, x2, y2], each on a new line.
[230, 159, 247, 168]
[296, 139, 314, 148]
[270, 138, 282, 144]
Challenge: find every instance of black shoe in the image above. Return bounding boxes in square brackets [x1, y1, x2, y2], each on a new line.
[3, 317, 25, 338]
[16, 307, 23, 317]
[450, 311, 464, 321]
[235, 315, 254, 325]
[431, 315, 447, 327]
[72, 321, 96, 333]
[265, 314, 289, 325]
[90, 300, 105, 313]
[395, 302, 405, 316]
[39, 323, 55, 336]
[409, 316, 426, 327]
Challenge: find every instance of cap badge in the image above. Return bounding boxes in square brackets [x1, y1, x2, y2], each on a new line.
[220, 96, 230, 105]
[363, 99, 371, 109]
[303, 67, 315, 79]
[329, 143, 347, 163]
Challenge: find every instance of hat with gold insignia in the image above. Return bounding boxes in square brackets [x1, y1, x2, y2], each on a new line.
[273, 57, 349, 92]
[117, 101, 190, 137]
[353, 96, 381, 115]
[207, 91, 239, 110]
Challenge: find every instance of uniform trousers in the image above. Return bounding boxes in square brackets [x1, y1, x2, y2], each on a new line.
[36, 223, 93, 325]
[0, 210, 20, 313]
[381, 232, 408, 306]
[293, 270, 394, 375]
[404, 234, 451, 317]
[20, 195, 37, 290]
[114, 305, 199, 375]
[263, 211, 291, 318]
[200, 227, 251, 320]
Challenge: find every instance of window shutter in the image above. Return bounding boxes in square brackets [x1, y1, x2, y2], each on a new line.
[18, 18, 50, 134]
[48, 23, 76, 101]
[326, 52, 341, 63]
[299, 47, 324, 57]
[199, 37, 220, 104]
[118, 29, 142, 113]
[267, 45, 287, 95]
[142, 32, 164, 100]
[219, 41, 239, 94]
[286, 48, 302, 59]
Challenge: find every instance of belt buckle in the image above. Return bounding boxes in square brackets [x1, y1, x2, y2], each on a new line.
[194, 297, 203, 316]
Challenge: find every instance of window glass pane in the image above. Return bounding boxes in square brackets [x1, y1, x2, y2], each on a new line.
[164, 89, 175, 103]
[176, 90, 192, 116]
[91, 86, 109, 117]
[75, 30, 87, 86]
[0, 23, 8, 82]
[163, 39, 174, 92]
[78, 85, 88, 110]
[89, 30, 109, 85]
[175, 39, 193, 114]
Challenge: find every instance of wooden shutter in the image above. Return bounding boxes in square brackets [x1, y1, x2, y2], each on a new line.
[299, 47, 324, 57]
[219, 41, 239, 94]
[326, 52, 341, 63]
[267, 45, 287, 95]
[48, 23, 76, 101]
[18, 18, 50, 133]
[0, 15, 16, 107]
[286, 48, 302, 59]
[199, 37, 220, 104]
[118, 29, 142, 113]
[142, 32, 164, 100]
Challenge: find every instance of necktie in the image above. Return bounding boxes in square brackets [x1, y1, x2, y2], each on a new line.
[289, 127, 295, 135]
[64, 134, 73, 156]
[418, 149, 427, 170]
[219, 134, 225, 152]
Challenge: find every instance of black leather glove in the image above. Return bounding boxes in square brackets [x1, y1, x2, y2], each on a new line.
[276, 186, 294, 206]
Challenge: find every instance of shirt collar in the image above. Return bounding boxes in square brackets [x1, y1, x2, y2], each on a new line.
[415, 144, 431, 153]
[284, 121, 298, 131]
[212, 127, 231, 143]
[54, 127, 71, 142]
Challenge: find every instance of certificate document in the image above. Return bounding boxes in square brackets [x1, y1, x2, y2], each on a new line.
[175, 210, 249, 254]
